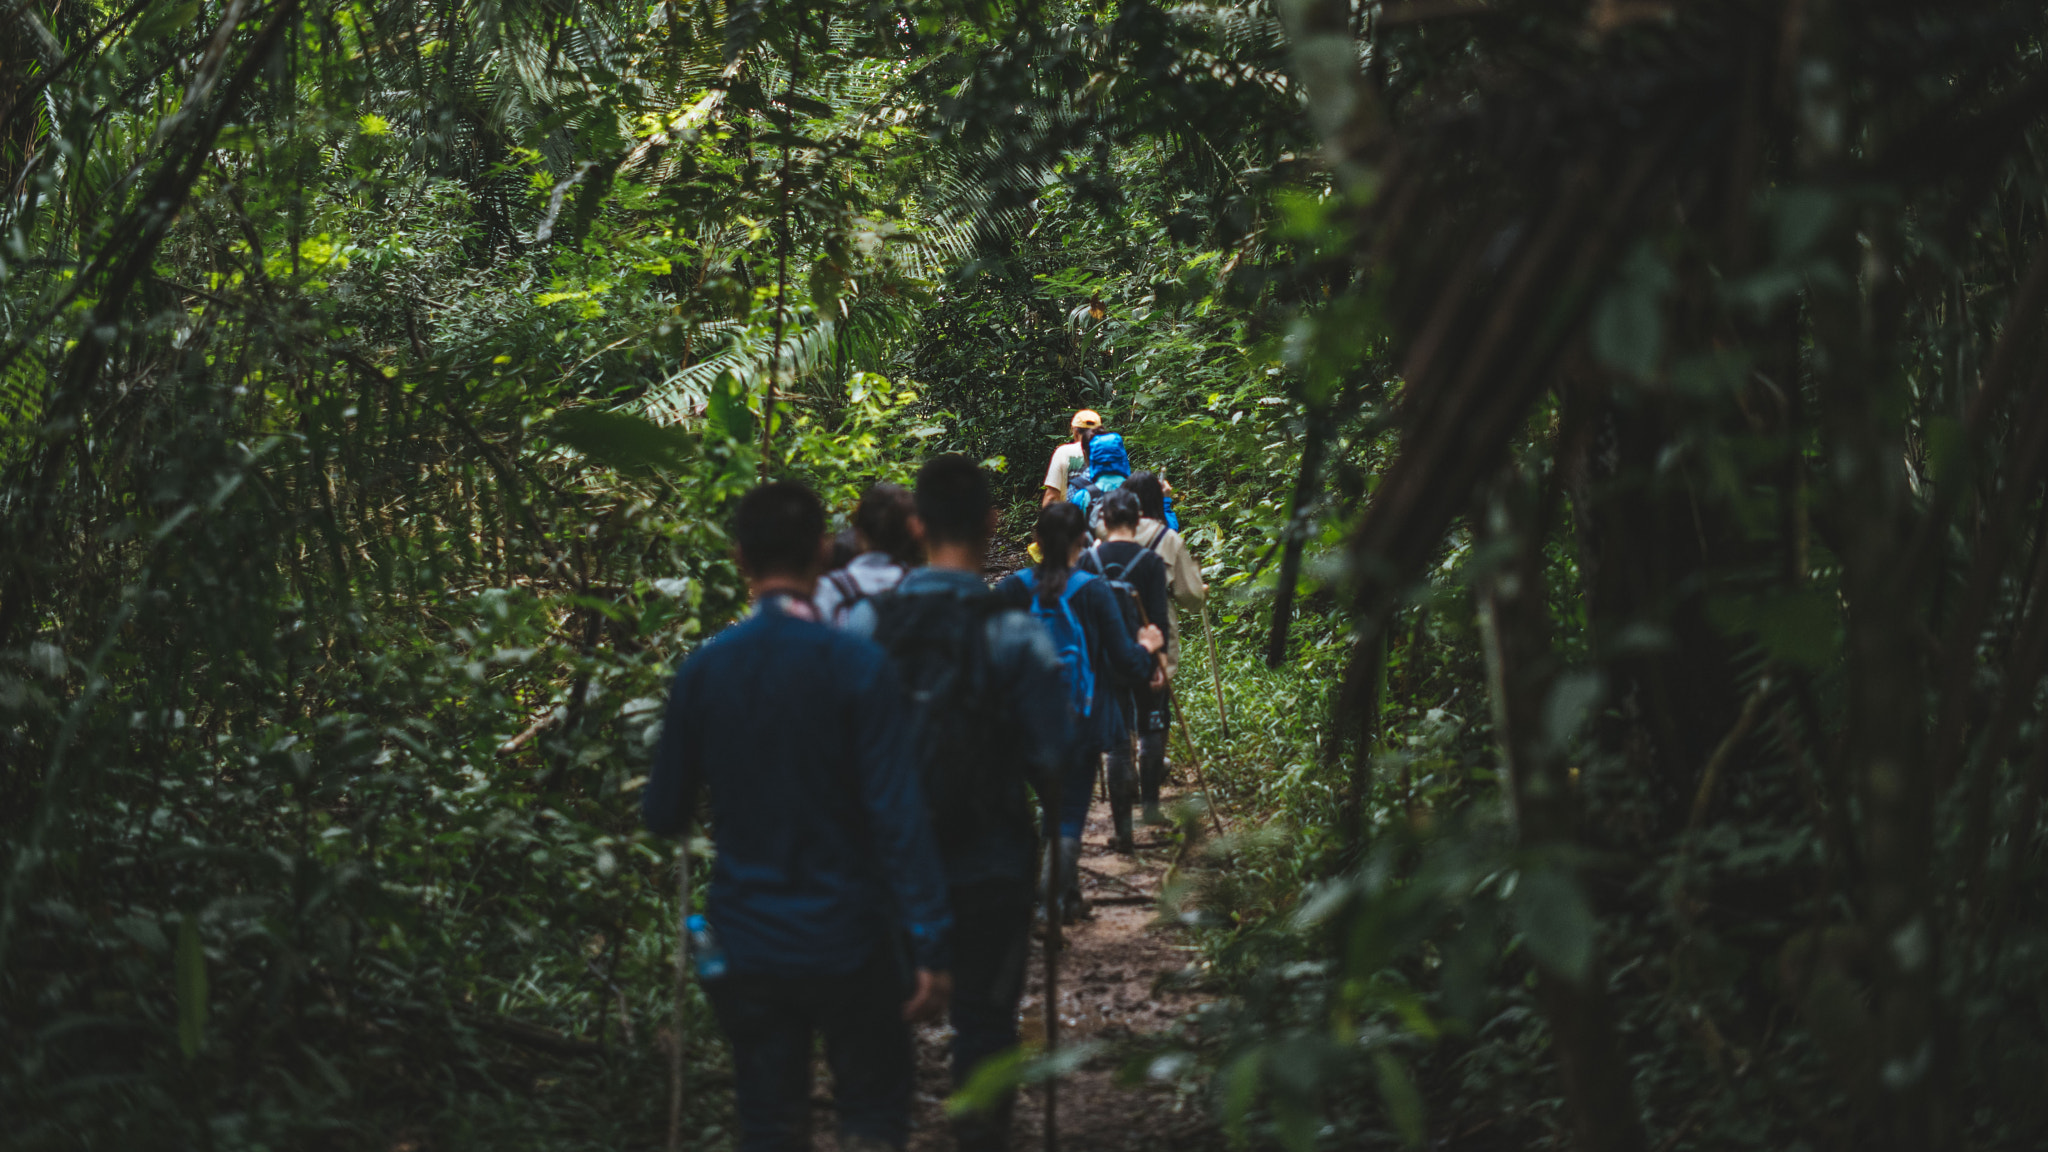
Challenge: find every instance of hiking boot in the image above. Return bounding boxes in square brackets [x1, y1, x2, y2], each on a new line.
[1112, 803, 1136, 854]
[1057, 836, 1090, 923]
[1140, 802, 1167, 827]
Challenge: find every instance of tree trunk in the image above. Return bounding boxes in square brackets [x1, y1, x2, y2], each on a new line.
[1476, 465, 1646, 1152]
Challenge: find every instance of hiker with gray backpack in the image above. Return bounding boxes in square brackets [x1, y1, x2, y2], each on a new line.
[993, 501, 1163, 923]
[813, 482, 920, 627]
[843, 456, 1075, 1152]
[1077, 488, 1173, 850]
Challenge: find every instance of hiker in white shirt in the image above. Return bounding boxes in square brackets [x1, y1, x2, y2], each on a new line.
[1039, 409, 1103, 507]
[815, 482, 921, 627]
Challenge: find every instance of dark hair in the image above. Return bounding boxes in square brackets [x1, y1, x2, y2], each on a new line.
[1123, 471, 1166, 521]
[1098, 487, 1141, 530]
[1032, 502, 1089, 609]
[913, 454, 992, 545]
[853, 482, 920, 566]
[829, 527, 860, 570]
[732, 481, 826, 578]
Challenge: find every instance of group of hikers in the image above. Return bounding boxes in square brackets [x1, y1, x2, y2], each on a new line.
[642, 412, 1207, 1152]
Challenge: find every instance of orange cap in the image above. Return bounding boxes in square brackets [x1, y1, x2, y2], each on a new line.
[1070, 409, 1103, 430]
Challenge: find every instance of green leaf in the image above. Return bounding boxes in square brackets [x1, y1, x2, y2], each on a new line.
[1590, 241, 1674, 381]
[1772, 187, 1837, 261]
[1925, 415, 1967, 486]
[1374, 1051, 1427, 1147]
[949, 1047, 1030, 1115]
[1508, 867, 1595, 981]
[1221, 1048, 1263, 1147]
[707, 372, 756, 442]
[1709, 591, 1840, 671]
[772, 91, 836, 119]
[546, 408, 695, 475]
[175, 915, 207, 1060]
[1541, 669, 1603, 754]
[947, 1041, 1102, 1116]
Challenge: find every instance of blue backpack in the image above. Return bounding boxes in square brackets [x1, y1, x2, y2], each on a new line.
[1069, 432, 1132, 525]
[1014, 568, 1096, 718]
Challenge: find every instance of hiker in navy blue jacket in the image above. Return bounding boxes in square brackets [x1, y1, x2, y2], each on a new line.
[844, 455, 1075, 1151]
[994, 501, 1162, 922]
[1078, 488, 1173, 854]
[644, 480, 952, 1152]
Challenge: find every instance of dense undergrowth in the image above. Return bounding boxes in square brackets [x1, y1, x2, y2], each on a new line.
[13, 2, 2048, 1151]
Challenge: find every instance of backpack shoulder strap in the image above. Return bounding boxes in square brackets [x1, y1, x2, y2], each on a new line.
[1140, 523, 1167, 554]
[1097, 546, 1132, 582]
[827, 568, 862, 605]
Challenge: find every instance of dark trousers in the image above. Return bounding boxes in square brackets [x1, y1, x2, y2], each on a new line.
[704, 947, 913, 1152]
[1057, 741, 1097, 839]
[1134, 685, 1169, 805]
[1138, 730, 1167, 805]
[949, 878, 1034, 1150]
[950, 879, 1034, 1083]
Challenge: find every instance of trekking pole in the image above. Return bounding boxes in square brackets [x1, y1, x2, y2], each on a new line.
[1201, 604, 1229, 739]
[667, 840, 691, 1152]
[1170, 688, 1229, 838]
[1042, 789, 1061, 1152]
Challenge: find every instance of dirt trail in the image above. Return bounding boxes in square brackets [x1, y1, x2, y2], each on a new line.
[902, 781, 1225, 1152]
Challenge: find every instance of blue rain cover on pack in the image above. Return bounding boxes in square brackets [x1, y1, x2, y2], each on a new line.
[1085, 432, 1131, 479]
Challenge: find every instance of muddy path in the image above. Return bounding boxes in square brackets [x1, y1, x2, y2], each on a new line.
[902, 781, 1226, 1152]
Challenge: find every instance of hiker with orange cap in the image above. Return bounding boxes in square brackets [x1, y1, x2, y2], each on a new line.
[1039, 409, 1103, 508]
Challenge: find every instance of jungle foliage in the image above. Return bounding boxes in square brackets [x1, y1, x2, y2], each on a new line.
[6, 1, 2048, 1151]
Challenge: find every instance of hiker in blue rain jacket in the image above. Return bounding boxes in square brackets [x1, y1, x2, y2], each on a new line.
[643, 480, 952, 1152]
[993, 501, 1162, 922]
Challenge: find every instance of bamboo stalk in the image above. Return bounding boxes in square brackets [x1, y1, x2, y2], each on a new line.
[1169, 687, 1229, 838]
[1201, 605, 1229, 739]
[1042, 785, 1061, 1152]
[667, 844, 690, 1152]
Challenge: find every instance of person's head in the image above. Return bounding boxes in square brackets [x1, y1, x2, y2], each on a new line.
[1031, 501, 1089, 608]
[1124, 471, 1166, 521]
[913, 454, 996, 551]
[732, 480, 827, 589]
[829, 527, 859, 570]
[1070, 408, 1103, 444]
[853, 481, 920, 567]
[1099, 488, 1141, 534]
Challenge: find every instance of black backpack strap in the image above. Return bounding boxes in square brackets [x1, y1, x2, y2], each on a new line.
[1094, 544, 1134, 583]
[827, 568, 857, 602]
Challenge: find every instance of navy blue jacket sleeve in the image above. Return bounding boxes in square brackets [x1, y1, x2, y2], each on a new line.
[1135, 552, 1170, 637]
[1080, 578, 1155, 685]
[849, 646, 955, 972]
[643, 658, 698, 837]
[992, 573, 1030, 608]
[992, 612, 1076, 796]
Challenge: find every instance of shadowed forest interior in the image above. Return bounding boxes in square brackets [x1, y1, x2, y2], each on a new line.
[7, 1, 2048, 1149]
